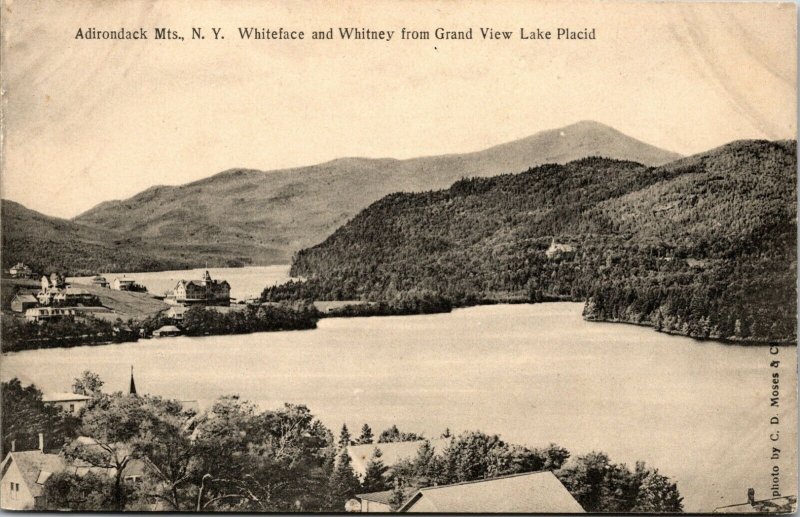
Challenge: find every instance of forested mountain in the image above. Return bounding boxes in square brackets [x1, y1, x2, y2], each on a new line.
[71, 121, 680, 266]
[264, 140, 797, 344]
[1, 200, 255, 275]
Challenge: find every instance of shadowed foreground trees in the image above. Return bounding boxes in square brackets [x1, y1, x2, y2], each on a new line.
[2, 374, 682, 513]
[1, 379, 79, 456]
[387, 433, 682, 513]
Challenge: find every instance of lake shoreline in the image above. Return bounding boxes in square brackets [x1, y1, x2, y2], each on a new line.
[3, 299, 794, 355]
[323, 296, 796, 347]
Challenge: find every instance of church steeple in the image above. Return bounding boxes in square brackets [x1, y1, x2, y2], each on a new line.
[129, 365, 138, 396]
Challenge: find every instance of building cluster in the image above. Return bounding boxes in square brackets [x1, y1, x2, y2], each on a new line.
[145, 271, 233, 338]
[0, 370, 198, 511]
[6, 263, 234, 341]
[88, 274, 147, 292]
[18, 275, 103, 322]
[9, 273, 115, 323]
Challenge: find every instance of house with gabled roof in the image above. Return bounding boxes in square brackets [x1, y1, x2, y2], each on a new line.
[1, 434, 153, 510]
[0, 450, 64, 510]
[398, 470, 585, 513]
[10, 293, 38, 313]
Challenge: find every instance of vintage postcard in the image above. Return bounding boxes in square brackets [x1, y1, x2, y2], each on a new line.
[0, 0, 796, 513]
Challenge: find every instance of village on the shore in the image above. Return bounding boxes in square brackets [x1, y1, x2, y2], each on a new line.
[4, 261, 233, 336]
[2, 261, 366, 348]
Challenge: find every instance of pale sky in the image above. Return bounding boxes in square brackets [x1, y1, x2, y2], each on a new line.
[1, 0, 796, 219]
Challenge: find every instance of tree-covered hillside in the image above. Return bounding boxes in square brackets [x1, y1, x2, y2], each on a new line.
[1, 200, 258, 275]
[71, 121, 680, 266]
[264, 140, 796, 344]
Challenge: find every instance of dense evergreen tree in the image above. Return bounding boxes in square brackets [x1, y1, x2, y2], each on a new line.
[328, 448, 361, 508]
[361, 448, 388, 493]
[556, 453, 683, 513]
[356, 424, 374, 445]
[339, 424, 352, 449]
[388, 479, 407, 511]
[378, 425, 421, 443]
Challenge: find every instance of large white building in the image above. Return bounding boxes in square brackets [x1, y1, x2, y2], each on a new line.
[41, 392, 92, 415]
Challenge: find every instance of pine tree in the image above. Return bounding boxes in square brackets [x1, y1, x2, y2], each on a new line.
[339, 424, 351, 449]
[361, 448, 388, 493]
[388, 479, 407, 511]
[328, 448, 361, 510]
[412, 440, 442, 485]
[356, 424, 374, 445]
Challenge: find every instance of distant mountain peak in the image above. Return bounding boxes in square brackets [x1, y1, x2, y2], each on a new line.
[47, 122, 684, 268]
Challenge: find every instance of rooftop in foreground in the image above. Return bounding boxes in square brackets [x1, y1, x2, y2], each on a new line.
[398, 470, 585, 513]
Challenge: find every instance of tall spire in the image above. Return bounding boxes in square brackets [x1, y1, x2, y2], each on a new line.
[129, 365, 137, 396]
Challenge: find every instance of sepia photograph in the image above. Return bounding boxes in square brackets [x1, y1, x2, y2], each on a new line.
[0, 0, 797, 513]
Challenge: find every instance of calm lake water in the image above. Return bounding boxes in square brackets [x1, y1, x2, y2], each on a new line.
[2, 302, 795, 512]
[69, 265, 292, 300]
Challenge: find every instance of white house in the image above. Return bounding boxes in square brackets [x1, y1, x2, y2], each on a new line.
[24, 306, 113, 323]
[166, 305, 188, 322]
[113, 277, 136, 291]
[153, 325, 181, 338]
[0, 450, 64, 510]
[0, 438, 153, 511]
[9, 263, 33, 278]
[545, 238, 576, 259]
[42, 392, 92, 415]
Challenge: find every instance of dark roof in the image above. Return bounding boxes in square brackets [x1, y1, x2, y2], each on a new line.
[398, 471, 585, 513]
[357, 487, 417, 506]
[356, 489, 395, 505]
[12, 294, 38, 303]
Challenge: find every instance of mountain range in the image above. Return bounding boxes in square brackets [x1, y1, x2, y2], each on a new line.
[1, 121, 681, 275]
[266, 139, 796, 343]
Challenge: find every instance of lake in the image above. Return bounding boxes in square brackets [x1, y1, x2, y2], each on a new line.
[69, 265, 292, 301]
[1, 302, 795, 512]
